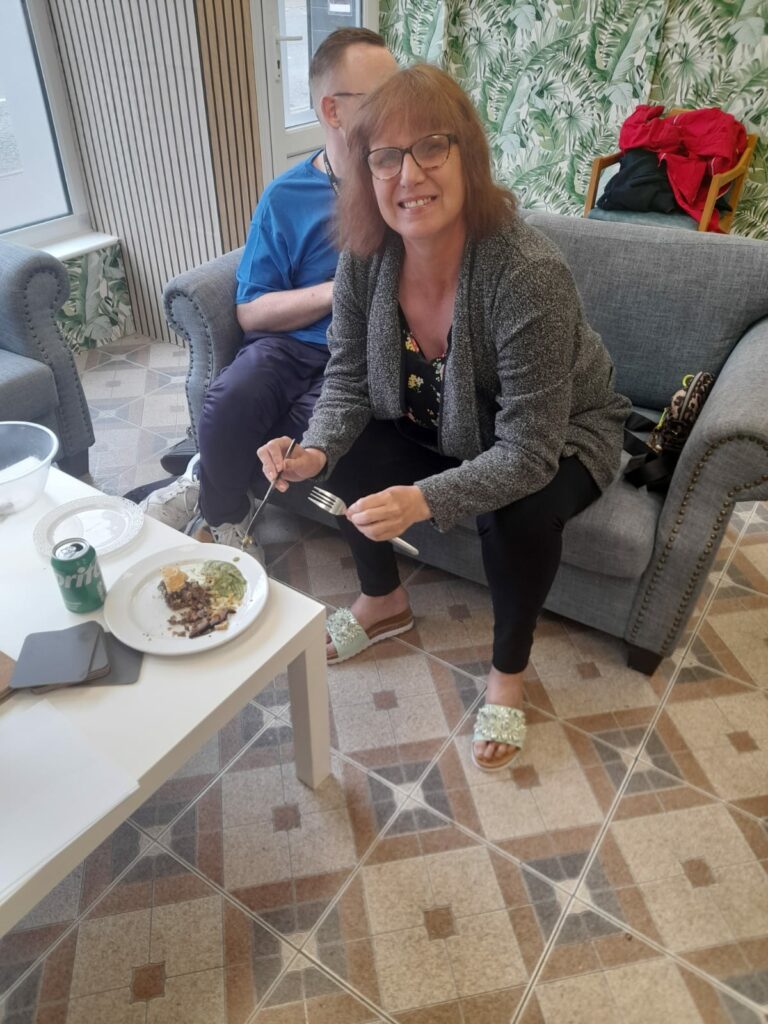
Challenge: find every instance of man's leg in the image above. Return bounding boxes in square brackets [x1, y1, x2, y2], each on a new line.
[198, 335, 328, 527]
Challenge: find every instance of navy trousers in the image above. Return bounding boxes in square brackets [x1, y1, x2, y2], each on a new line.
[327, 419, 600, 673]
[197, 333, 328, 526]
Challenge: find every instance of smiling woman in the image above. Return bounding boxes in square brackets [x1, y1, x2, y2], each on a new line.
[257, 64, 631, 773]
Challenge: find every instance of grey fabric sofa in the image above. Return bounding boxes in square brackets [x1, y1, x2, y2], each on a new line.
[163, 212, 768, 674]
[0, 240, 94, 477]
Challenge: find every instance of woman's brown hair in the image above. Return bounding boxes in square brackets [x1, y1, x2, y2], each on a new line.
[338, 63, 515, 257]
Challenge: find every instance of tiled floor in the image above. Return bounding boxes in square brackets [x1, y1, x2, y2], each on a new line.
[2, 335, 767, 1023]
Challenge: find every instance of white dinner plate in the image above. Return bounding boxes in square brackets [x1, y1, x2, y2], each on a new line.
[103, 543, 268, 655]
[34, 496, 144, 557]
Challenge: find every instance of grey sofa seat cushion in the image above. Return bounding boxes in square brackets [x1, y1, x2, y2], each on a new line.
[526, 212, 768, 410]
[562, 469, 662, 578]
[449, 463, 661, 580]
[0, 350, 57, 420]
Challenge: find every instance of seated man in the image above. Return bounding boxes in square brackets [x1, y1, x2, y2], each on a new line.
[142, 28, 396, 558]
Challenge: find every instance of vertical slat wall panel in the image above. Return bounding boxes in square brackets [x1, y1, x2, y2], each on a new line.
[47, 0, 222, 343]
[195, 0, 263, 253]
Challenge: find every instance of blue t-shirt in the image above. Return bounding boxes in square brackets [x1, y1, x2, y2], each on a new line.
[236, 152, 337, 347]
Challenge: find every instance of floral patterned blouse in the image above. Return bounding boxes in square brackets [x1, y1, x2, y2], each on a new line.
[400, 305, 447, 436]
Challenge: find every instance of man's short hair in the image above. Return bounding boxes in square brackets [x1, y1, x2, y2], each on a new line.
[309, 27, 387, 98]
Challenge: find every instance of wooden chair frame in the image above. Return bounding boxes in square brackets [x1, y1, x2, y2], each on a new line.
[583, 113, 758, 233]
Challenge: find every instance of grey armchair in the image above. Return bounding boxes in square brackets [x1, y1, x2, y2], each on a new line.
[0, 239, 94, 477]
[163, 213, 768, 674]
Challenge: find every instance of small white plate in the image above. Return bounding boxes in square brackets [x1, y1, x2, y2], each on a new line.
[103, 543, 268, 656]
[34, 496, 144, 557]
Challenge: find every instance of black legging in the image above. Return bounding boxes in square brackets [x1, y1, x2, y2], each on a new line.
[327, 419, 600, 673]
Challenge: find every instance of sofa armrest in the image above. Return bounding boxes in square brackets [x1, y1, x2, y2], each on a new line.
[0, 241, 94, 461]
[628, 319, 768, 657]
[163, 249, 244, 442]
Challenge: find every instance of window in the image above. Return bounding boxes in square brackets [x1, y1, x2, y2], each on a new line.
[0, 0, 89, 245]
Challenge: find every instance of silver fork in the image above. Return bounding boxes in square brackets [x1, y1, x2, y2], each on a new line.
[308, 486, 420, 557]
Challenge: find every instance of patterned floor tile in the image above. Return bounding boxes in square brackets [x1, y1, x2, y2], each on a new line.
[254, 950, 389, 1023]
[305, 799, 562, 1022]
[722, 544, 768, 599]
[80, 360, 172, 413]
[99, 459, 174, 500]
[743, 501, 768, 536]
[269, 527, 419, 609]
[86, 415, 170, 483]
[115, 381, 191, 441]
[395, 569, 496, 678]
[252, 672, 290, 720]
[0, 822, 149, 1001]
[130, 703, 272, 838]
[640, 686, 768, 820]
[410, 704, 631, 877]
[688, 591, 768, 692]
[272, 639, 480, 790]
[257, 507, 322, 570]
[519, 904, 766, 1024]
[524, 617, 672, 743]
[0, 847, 299, 1024]
[322, 640, 482, 781]
[157, 720, 403, 939]
[575, 762, 768, 1004]
[119, 340, 189, 379]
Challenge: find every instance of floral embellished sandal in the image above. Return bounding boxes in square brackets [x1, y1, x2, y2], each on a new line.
[326, 607, 414, 665]
[471, 704, 527, 773]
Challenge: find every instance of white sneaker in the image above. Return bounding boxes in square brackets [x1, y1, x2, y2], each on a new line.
[186, 509, 265, 564]
[139, 454, 201, 531]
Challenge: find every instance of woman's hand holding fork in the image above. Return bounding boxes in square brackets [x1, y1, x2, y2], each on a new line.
[257, 438, 432, 542]
[257, 437, 327, 490]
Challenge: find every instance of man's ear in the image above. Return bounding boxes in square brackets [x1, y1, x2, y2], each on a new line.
[319, 94, 340, 129]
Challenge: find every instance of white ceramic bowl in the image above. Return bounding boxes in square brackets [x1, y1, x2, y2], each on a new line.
[0, 422, 59, 516]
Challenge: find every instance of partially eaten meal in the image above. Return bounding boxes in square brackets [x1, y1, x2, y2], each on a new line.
[159, 560, 247, 638]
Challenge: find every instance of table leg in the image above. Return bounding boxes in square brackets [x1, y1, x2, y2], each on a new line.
[286, 618, 331, 788]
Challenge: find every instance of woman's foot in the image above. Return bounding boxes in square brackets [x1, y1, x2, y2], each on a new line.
[326, 586, 411, 660]
[473, 667, 525, 769]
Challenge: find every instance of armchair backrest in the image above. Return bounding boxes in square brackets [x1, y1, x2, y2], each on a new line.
[527, 212, 768, 409]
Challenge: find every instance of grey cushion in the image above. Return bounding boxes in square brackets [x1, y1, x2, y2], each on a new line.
[562, 464, 663, 578]
[587, 208, 698, 230]
[526, 212, 768, 410]
[0, 350, 57, 420]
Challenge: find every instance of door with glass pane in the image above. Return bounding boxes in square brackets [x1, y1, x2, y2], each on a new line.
[258, 0, 375, 177]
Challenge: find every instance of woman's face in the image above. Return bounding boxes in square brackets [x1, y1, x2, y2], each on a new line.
[369, 127, 466, 247]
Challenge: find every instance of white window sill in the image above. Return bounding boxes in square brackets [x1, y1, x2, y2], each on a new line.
[43, 231, 120, 261]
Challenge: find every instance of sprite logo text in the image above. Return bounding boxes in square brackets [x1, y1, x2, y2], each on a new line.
[55, 562, 103, 590]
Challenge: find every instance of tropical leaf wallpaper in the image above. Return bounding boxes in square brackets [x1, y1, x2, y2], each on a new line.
[57, 243, 135, 352]
[380, 0, 768, 238]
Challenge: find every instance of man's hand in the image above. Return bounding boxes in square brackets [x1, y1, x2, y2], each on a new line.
[346, 486, 431, 541]
[257, 438, 327, 491]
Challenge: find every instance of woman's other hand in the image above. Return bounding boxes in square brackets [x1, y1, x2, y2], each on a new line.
[346, 485, 431, 540]
[257, 438, 327, 491]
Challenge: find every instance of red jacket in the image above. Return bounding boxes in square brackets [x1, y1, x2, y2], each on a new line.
[619, 105, 747, 231]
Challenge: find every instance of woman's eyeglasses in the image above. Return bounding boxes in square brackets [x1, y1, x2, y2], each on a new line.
[367, 134, 457, 180]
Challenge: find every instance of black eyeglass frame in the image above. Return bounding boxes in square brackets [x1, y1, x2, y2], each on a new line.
[332, 91, 366, 99]
[366, 133, 458, 180]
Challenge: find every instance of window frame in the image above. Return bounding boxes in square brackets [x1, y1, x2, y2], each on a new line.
[1, 0, 92, 247]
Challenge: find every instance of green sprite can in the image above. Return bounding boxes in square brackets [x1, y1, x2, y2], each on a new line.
[51, 537, 107, 613]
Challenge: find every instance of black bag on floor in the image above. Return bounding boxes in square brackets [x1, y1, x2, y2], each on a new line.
[624, 371, 715, 493]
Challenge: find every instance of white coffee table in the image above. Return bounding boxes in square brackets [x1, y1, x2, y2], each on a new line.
[0, 468, 330, 933]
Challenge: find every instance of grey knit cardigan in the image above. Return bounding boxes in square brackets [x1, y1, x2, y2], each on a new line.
[302, 215, 632, 532]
